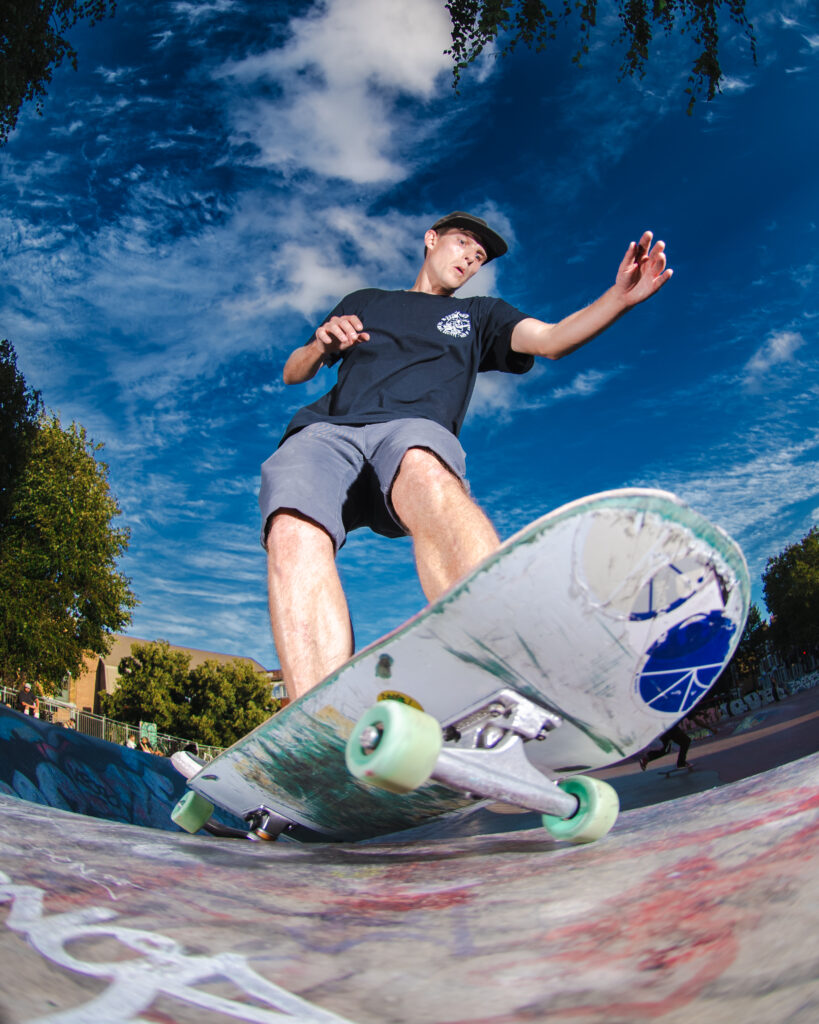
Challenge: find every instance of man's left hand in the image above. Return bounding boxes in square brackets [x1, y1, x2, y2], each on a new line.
[615, 231, 673, 307]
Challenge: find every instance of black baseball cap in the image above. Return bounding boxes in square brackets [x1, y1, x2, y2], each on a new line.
[429, 211, 508, 262]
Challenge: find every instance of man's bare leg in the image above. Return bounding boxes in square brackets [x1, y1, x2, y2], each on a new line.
[266, 512, 353, 701]
[391, 448, 501, 602]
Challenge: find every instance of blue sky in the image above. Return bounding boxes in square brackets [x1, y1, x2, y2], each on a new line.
[1, 0, 817, 670]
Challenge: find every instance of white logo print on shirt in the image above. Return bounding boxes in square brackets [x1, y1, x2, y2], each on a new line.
[436, 312, 472, 338]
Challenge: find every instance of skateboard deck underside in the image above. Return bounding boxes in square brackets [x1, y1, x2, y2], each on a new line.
[189, 489, 749, 840]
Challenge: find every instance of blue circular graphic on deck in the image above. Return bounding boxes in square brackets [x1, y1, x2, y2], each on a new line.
[637, 611, 736, 714]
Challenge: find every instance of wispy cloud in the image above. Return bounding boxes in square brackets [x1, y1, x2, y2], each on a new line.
[720, 75, 753, 93]
[630, 424, 819, 610]
[551, 368, 622, 400]
[742, 330, 805, 390]
[171, 1, 240, 25]
[466, 364, 623, 423]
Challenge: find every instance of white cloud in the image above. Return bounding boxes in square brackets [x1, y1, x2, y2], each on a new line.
[468, 372, 528, 421]
[233, 242, 367, 320]
[719, 75, 753, 93]
[466, 364, 622, 424]
[171, 0, 239, 24]
[218, 0, 453, 184]
[95, 66, 136, 85]
[551, 368, 620, 400]
[742, 330, 805, 389]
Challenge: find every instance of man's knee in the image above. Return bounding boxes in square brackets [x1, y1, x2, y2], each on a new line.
[392, 447, 467, 522]
[265, 511, 335, 567]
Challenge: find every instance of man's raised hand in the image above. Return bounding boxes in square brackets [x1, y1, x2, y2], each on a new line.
[315, 315, 370, 356]
[615, 231, 673, 307]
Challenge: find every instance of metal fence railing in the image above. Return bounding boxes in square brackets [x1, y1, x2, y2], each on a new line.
[0, 686, 223, 761]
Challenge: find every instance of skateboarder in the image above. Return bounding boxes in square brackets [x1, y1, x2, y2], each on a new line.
[639, 706, 715, 770]
[639, 724, 692, 771]
[262, 212, 672, 700]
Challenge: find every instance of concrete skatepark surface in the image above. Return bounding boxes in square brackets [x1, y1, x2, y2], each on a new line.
[1, 690, 818, 1023]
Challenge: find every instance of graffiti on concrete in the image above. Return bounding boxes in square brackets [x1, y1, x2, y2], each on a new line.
[0, 870, 356, 1024]
[0, 707, 246, 833]
[0, 707, 186, 830]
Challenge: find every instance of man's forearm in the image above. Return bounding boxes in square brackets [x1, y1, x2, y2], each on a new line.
[283, 339, 326, 385]
[545, 286, 629, 358]
[512, 286, 628, 360]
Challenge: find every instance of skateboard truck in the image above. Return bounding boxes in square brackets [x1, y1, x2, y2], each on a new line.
[433, 689, 577, 818]
[347, 689, 620, 843]
[245, 806, 293, 841]
[441, 687, 563, 745]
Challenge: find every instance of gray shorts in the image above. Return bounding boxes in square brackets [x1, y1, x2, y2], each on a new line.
[259, 419, 467, 550]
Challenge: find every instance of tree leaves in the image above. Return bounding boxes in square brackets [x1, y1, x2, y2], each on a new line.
[444, 0, 757, 113]
[763, 527, 819, 657]
[101, 640, 191, 733]
[0, 338, 42, 524]
[101, 640, 278, 748]
[187, 659, 279, 748]
[0, 339, 136, 691]
[1, 1, 117, 145]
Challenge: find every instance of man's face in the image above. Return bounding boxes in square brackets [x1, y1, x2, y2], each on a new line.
[424, 227, 488, 293]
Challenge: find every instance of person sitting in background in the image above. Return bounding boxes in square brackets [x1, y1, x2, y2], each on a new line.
[18, 682, 39, 717]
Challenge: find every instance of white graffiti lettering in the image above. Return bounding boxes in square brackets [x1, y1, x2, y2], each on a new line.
[0, 871, 356, 1024]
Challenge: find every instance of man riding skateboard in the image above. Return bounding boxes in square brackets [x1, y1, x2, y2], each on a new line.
[261, 212, 672, 701]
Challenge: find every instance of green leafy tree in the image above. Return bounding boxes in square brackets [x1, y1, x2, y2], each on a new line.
[187, 659, 278, 748]
[0, 339, 43, 524]
[101, 640, 278, 747]
[1, 0, 118, 145]
[0, 409, 136, 692]
[720, 601, 768, 695]
[100, 640, 191, 733]
[763, 527, 819, 657]
[445, 0, 757, 113]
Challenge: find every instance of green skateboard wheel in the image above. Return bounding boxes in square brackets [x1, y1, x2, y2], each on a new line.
[171, 790, 215, 834]
[542, 775, 619, 843]
[346, 699, 442, 794]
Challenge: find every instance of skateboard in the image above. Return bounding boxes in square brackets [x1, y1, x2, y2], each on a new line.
[171, 488, 750, 844]
[659, 764, 696, 778]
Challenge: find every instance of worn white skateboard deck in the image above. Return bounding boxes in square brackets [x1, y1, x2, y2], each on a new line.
[184, 489, 749, 840]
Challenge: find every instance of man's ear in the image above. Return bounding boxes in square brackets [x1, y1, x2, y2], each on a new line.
[424, 228, 439, 254]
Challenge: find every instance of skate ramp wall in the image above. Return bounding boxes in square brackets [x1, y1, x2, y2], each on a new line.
[0, 705, 188, 831]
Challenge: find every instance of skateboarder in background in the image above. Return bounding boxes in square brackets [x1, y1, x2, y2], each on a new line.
[639, 724, 692, 771]
[639, 707, 714, 771]
[262, 212, 673, 701]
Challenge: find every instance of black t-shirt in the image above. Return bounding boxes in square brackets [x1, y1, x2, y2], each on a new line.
[282, 289, 533, 442]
